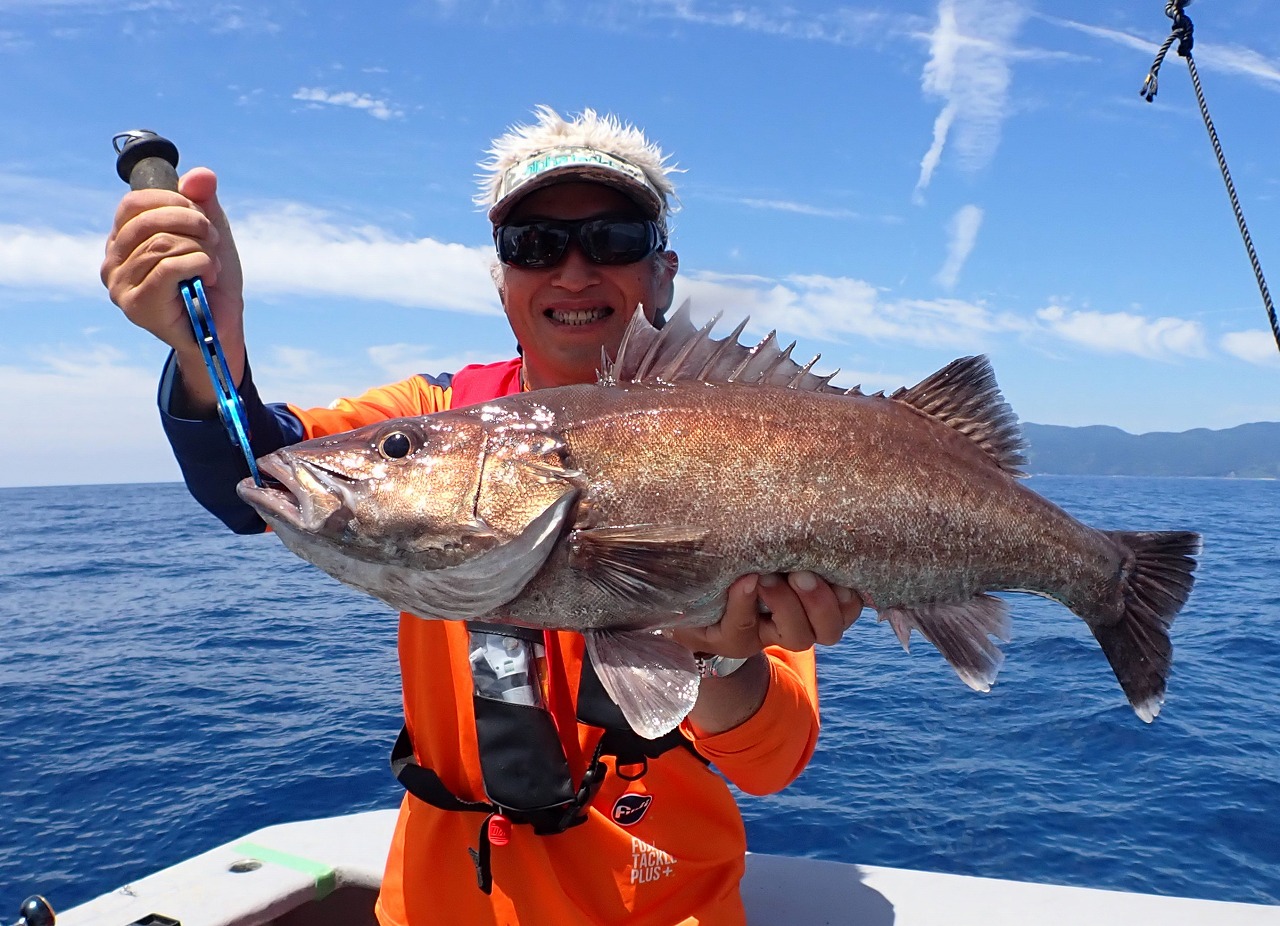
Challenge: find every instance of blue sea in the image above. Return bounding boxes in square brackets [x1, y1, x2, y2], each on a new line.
[2, 477, 1278, 912]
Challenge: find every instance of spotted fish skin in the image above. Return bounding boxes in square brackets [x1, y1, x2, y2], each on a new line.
[237, 304, 1200, 737]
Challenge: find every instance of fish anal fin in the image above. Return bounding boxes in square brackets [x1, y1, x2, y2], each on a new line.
[586, 630, 700, 739]
[568, 524, 719, 608]
[889, 356, 1027, 476]
[879, 595, 1012, 692]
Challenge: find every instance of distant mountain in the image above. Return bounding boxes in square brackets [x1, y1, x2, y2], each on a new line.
[1022, 422, 1280, 478]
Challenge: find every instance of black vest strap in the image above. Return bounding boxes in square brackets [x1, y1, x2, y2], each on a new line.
[390, 626, 707, 893]
[390, 725, 493, 815]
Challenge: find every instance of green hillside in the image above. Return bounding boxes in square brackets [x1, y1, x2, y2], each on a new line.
[1022, 422, 1280, 478]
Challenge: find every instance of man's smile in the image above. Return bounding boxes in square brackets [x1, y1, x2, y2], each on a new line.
[545, 306, 615, 326]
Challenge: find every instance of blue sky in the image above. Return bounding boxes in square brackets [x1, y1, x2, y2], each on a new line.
[1, 0, 1278, 487]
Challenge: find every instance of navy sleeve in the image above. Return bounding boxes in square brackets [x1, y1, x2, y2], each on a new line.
[158, 352, 306, 535]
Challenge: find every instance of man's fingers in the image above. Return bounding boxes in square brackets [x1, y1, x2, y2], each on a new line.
[671, 575, 763, 659]
[757, 573, 819, 651]
[834, 585, 866, 632]
[710, 574, 767, 657]
[673, 573, 866, 657]
[785, 571, 844, 647]
[104, 202, 217, 288]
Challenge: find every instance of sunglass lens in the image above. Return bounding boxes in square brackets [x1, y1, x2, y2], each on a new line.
[498, 224, 570, 268]
[496, 219, 660, 268]
[579, 220, 656, 265]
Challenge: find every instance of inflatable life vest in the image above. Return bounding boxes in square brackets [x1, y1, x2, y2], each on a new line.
[390, 360, 702, 894]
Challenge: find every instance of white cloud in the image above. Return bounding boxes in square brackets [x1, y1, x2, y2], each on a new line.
[212, 7, 281, 34]
[1047, 18, 1154, 56]
[0, 346, 180, 487]
[936, 204, 983, 289]
[732, 197, 866, 220]
[234, 204, 499, 314]
[0, 0, 165, 7]
[0, 207, 501, 316]
[649, 1, 907, 46]
[914, 0, 1027, 200]
[13, 203, 497, 314]
[1049, 17, 1280, 92]
[1220, 329, 1280, 366]
[1201, 43, 1280, 89]
[366, 343, 511, 382]
[916, 102, 957, 203]
[0, 224, 105, 294]
[678, 268, 1009, 352]
[260, 345, 333, 381]
[293, 87, 403, 120]
[1037, 305, 1208, 359]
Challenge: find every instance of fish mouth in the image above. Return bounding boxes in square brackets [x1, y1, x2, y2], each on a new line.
[236, 453, 354, 534]
[545, 305, 613, 327]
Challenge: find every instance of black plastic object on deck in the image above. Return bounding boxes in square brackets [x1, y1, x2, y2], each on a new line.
[12, 895, 55, 926]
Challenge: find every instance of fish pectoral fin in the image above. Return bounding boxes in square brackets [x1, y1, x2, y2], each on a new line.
[518, 458, 585, 482]
[585, 629, 700, 740]
[568, 524, 719, 608]
[878, 595, 1012, 692]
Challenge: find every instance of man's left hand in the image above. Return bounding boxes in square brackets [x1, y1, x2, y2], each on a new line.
[672, 572, 864, 658]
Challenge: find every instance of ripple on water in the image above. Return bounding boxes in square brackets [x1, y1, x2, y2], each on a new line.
[4, 478, 1280, 909]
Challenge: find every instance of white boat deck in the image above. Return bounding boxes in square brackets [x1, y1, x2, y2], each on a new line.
[54, 809, 1280, 925]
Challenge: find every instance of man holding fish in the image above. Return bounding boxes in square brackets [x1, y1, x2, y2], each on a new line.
[102, 106, 866, 925]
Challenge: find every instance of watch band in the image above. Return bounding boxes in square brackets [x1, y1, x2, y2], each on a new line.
[695, 654, 749, 679]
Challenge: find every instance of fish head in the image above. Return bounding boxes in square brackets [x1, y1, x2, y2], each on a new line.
[238, 415, 505, 569]
[236, 410, 585, 620]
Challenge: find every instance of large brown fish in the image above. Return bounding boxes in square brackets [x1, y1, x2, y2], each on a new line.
[237, 305, 1199, 738]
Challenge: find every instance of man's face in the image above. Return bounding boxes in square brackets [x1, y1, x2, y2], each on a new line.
[497, 181, 678, 390]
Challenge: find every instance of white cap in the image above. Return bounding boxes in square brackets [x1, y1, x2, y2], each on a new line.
[487, 145, 665, 225]
[477, 106, 679, 230]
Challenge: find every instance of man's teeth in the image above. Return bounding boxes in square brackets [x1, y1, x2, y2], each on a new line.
[548, 307, 611, 326]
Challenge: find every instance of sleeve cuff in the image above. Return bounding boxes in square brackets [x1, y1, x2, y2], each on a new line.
[684, 652, 820, 795]
[157, 352, 305, 534]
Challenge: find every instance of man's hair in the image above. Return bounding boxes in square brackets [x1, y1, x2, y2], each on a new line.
[476, 105, 681, 232]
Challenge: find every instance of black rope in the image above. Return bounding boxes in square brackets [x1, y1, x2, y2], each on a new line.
[1140, 0, 1280, 354]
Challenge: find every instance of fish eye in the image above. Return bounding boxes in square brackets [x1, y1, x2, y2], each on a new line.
[378, 430, 416, 460]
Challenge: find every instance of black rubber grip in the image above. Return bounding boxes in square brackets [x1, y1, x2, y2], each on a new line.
[114, 131, 181, 191]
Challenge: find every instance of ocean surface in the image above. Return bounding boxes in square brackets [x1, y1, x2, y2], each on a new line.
[1, 477, 1278, 912]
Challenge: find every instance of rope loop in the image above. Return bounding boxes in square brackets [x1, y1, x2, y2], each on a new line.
[1142, 2, 1193, 101]
[1138, 1, 1278, 353]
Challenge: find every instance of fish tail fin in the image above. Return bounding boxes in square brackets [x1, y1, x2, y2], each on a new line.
[1089, 530, 1201, 723]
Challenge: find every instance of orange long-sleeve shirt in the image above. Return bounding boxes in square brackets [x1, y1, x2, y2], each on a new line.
[288, 359, 822, 926]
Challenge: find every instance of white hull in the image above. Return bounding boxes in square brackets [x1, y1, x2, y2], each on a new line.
[55, 810, 1280, 925]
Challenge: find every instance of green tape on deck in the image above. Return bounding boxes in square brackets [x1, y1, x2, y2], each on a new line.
[231, 841, 337, 901]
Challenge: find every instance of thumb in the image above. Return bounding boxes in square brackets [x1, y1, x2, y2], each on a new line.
[178, 167, 234, 237]
[176, 166, 243, 299]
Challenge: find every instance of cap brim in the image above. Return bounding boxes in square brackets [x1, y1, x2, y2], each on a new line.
[488, 163, 664, 225]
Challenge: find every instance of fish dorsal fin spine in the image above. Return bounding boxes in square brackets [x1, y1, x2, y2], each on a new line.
[890, 355, 1027, 475]
[604, 302, 846, 395]
[604, 307, 1025, 474]
[695, 316, 749, 380]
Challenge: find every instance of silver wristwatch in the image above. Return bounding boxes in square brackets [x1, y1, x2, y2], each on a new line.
[695, 654, 749, 679]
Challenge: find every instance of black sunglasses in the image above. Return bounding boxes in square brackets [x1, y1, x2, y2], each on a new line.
[495, 217, 665, 269]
